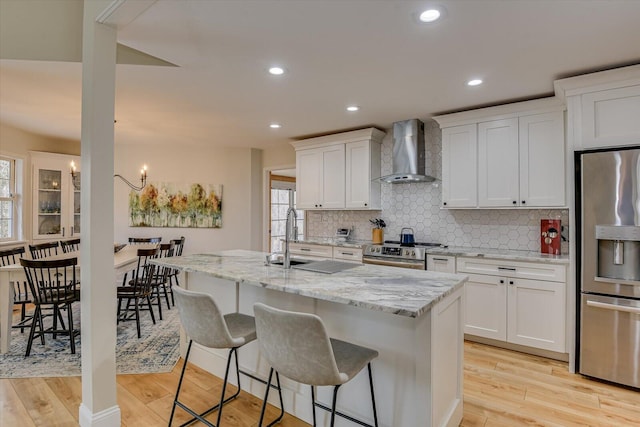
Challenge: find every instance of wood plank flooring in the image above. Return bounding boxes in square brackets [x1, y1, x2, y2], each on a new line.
[1, 341, 638, 426]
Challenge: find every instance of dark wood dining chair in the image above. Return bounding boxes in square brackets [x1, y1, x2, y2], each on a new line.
[167, 236, 186, 306]
[60, 238, 80, 253]
[117, 247, 160, 338]
[20, 257, 80, 356]
[146, 241, 175, 320]
[0, 246, 32, 333]
[28, 241, 59, 259]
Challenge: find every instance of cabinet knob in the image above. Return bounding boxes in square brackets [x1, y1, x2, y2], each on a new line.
[500, 279, 505, 284]
[509, 280, 514, 285]
[315, 204, 318, 208]
[522, 200, 526, 205]
[512, 201, 517, 205]
[443, 202, 447, 206]
[364, 203, 367, 207]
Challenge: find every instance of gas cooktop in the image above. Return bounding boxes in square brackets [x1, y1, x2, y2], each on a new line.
[383, 240, 444, 248]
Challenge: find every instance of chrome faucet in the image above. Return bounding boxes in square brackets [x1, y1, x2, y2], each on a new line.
[283, 206, 298, 269]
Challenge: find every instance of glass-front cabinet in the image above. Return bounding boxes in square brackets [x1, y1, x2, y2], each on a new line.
[31, 152, 81, 240]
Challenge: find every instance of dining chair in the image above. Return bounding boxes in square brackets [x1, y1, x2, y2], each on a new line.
[169, 286, 283, 427]
[28, 241, 59, 259]
[117, 247, 159, 338]
[60, 238, 80, 253]
[146, 241, 175, 320]
[20, 257, 80, 356]
[0, 246, 32, 333]
[254, 303, 379, 427]
[167, 236, 186, 306]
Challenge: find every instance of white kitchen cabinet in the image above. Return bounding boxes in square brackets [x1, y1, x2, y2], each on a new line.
[295, 145, 345, 209]
[578, 85, 640, 149]
[457, 257, 566, 353]
[293, 128, 385, 211]
[478, 118, 519, 207]
[345, 139, 381, 209]
[427, 254, 456, 273]
[441, 124, 477, 208]
[31, 151, 81, 240]
[519, 111, 566, 207]
[332, 246, 363, 263]
[435, 98, 566, 209]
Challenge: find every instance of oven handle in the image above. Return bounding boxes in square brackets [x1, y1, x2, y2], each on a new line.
[586, 300, 640, 315]
[363, 257, 425, 270]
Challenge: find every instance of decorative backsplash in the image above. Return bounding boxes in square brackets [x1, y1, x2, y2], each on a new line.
[306, 119, 570, 253]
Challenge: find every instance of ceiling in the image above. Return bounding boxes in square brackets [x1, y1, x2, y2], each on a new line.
[1, 0, 640, 149]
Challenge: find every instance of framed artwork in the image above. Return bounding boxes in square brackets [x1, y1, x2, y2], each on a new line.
[129, 182, 222, 228]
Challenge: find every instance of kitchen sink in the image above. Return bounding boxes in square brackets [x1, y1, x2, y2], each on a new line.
[267, 258, 313, 266]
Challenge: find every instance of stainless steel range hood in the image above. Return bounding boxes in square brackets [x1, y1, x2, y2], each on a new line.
[378, 119, 435, 184]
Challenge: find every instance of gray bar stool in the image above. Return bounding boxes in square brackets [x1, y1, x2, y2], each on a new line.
[254, 303, 379, 427]
[170, 286, 284, 427]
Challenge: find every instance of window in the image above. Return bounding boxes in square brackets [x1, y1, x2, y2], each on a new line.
[0, 156, 17, 241]
[270, 176, 304, 253]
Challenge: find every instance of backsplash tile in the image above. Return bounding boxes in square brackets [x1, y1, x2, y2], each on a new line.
[306, 119, 570, 254]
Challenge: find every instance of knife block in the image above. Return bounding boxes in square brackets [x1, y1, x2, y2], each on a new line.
[372, 229, 384, 244]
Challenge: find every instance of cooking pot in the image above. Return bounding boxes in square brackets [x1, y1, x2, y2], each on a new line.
[400, 228, 415, 247]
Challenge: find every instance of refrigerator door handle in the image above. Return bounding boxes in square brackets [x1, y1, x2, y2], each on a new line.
[586, 300, 640, 315]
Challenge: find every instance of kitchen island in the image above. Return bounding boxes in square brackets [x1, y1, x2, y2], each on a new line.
[154, 250, 467, 427]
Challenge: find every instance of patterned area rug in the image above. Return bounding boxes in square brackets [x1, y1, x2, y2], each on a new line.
[0, 302, 180, 378]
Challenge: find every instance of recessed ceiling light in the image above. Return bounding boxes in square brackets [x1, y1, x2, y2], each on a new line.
[268, 67, 285, 76]
[270, 123, 281, 129]
[419, 9, 441, 23]
[346, 105, 360, 112]
[467, 79, 483, 86]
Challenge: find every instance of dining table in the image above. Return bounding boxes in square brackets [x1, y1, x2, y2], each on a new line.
[0, 244, 152, 354]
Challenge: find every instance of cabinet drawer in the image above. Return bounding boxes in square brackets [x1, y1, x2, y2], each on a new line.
[456, 257, 566, 282]
[289, 243, 333, 259]
[427, 255, 456, 274]
[332, 247, 363, 263]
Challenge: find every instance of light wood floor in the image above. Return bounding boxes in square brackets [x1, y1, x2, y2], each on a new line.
[1, 341, 638, 426]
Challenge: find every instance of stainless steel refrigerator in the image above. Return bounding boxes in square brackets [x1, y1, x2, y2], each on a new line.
[577, 147, 640, 388]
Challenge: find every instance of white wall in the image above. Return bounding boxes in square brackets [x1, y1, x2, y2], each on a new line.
[114, 143, 263, 254]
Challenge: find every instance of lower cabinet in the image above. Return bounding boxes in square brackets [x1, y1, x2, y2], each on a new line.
[457, 257, 567, 353]
[426, 254, 456, 273]
[289, 242, 363, 263]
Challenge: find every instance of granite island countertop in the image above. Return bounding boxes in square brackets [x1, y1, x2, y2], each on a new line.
[153, 249, 467, 318]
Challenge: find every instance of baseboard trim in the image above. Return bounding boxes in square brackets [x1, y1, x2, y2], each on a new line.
[79, 403, 121, 427]
[465, 335, 569, 362]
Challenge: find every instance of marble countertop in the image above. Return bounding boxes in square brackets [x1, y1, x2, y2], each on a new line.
[426, 246, 570, 264]
[290, 238, 367, 248]
[152, 250, 467, 318]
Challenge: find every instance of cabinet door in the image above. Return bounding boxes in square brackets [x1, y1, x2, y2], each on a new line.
[507, 278, 565, 352]
[478, 118, 519, 207]
[32, 154, 80, 240]
[320, 145, 345, 209]
[519, 112, 565, 207]
[580, 85, 640, 149]
[427, 255, 456, 273]
[464, 273, 507, 340]
[296, 149, 322, 209]
[441, 124, 477, 208]
[346, 140, 380, 209]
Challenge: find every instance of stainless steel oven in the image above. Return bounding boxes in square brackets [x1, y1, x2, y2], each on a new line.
[362, 241, 441, 270]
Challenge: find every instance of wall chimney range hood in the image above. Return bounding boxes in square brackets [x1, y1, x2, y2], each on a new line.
[378, 119, 435, 184]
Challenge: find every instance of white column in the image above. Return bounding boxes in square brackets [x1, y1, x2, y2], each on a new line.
[78, 1, 119, 426]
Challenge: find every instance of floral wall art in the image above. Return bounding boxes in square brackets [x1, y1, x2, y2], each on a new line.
[129, 182, 223, 228]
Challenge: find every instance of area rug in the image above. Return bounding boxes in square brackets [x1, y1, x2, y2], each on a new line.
[0, 303, 180, 378]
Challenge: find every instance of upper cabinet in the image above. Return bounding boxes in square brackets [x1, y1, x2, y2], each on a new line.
[434, 98, 566, 209]
[554, 65, 640, 151]
[293, 128, 385, 210]
[31, 151, 81, 240]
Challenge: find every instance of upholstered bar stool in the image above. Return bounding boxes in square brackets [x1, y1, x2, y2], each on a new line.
[254, 303, 379, 427]
[170, 286, 284, 427]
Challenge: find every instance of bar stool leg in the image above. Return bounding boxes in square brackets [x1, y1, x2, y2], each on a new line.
[258, 367, 274, 426]
[368, 363, 379, 427]
[169, 341, 193, 426]
[330, 385, 341, 427]
[311, 385, 317, 427]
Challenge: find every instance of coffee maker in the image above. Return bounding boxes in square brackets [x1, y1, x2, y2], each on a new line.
[540, 219, 561, 255]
